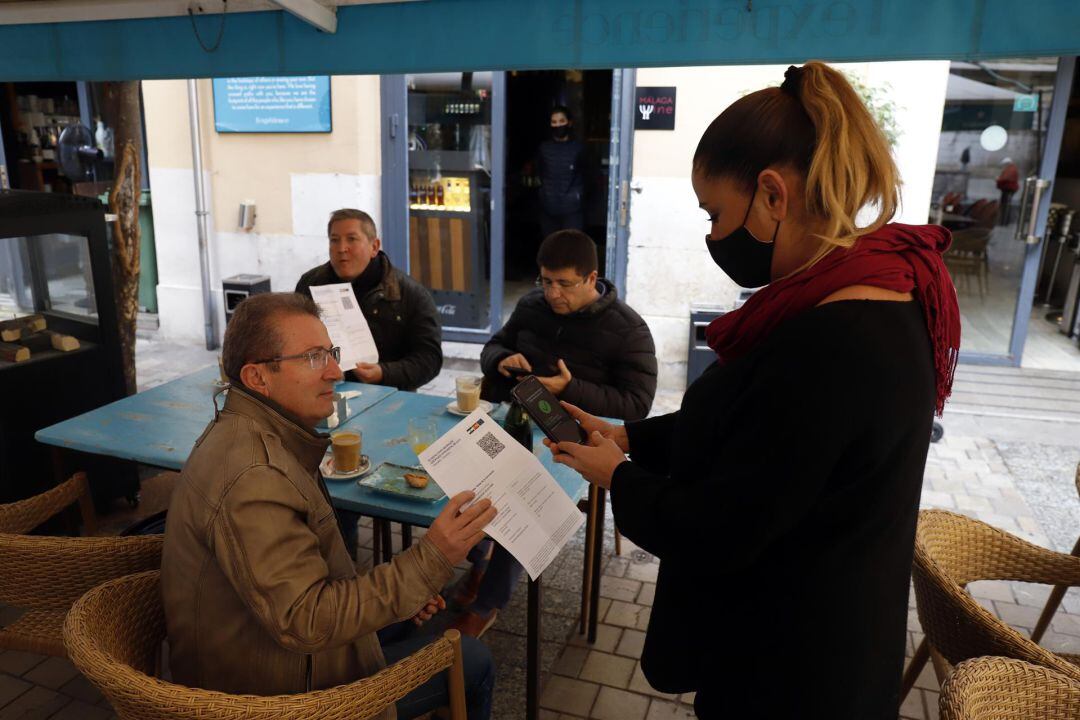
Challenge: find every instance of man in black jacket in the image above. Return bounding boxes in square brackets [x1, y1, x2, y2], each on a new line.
[296, 209, 443, 558]
[295, 209, 442, 392]
[451, 229, 657, 637]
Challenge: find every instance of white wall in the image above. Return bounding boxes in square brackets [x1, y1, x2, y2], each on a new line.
[143, 77, 382, 345]
[627, 60, 951, 391]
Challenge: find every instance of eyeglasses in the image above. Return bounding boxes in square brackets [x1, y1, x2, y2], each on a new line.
[251, 346, 341, 371]
[535, 276, 587, 292]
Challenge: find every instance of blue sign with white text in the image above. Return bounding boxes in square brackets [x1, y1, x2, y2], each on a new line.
[212, 76, 331, 133]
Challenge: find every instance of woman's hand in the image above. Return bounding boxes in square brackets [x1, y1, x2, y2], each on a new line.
[545, 431, 627, 490]
[560, 402, 630, 453]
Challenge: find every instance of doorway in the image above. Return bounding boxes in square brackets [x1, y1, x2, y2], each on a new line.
[502, 69, 613, 324]
[928, 56, 1076, 367]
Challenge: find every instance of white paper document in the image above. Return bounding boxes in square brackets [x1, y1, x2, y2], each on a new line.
[308, 283, 379, 368]
[419, 410, 585, 580]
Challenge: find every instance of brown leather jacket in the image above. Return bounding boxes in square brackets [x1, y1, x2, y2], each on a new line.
[161, 386, 454, 714]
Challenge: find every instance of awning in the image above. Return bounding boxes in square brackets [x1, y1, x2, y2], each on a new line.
[945, 74, 1021, 102]
[0, 0, 1078, 81]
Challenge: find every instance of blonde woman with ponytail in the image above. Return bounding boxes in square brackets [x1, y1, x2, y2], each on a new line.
[547, 62, 960, 718]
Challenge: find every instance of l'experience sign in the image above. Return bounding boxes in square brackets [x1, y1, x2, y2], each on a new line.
[634, 86, 676, 130]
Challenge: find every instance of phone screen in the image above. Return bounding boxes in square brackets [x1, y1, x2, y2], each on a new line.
[511, 376, 588, 444]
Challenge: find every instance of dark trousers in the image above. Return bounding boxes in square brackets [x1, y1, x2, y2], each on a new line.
[539, 209, 584, 240]
[999, 190, 1015, 225]
[378, 622, 495, 720]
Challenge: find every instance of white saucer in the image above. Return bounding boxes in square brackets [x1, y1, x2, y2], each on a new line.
[446, 399, 492, 416]
[212, 379, 230, 388]
[320, 453, 372, 481]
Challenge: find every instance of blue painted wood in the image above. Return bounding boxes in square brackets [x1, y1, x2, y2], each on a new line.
[326, 392, 590, 527]
[3, 1, 1080, 82]
[34, 366, 393, 470]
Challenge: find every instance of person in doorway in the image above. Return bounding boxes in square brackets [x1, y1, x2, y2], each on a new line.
[536, 105, 588, 238]
[545, 62, 960, 718]
[161, 292, 496, 719]
[450, 229, 657, 637]
[997, 157, 1020, 225]
[295, 208, 442, 392]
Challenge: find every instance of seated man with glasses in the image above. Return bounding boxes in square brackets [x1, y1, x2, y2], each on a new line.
[161, 292, 497, 719]
[450, 229, 658, 637]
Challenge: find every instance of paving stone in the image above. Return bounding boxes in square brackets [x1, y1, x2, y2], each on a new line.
[923, 689, 941, 720]
[628, 662, 679, 700]
[636, 584, 655, 607]
[967, 580, 1014, 603]
[20, 657, 80, 691]
[625, 562, 659, 584]
[59, 673, 104, 705]
[553, 645, 590, 677]
[1041, 630, 1080, 654]
[49, 698, 113, 720]
[605, 601, 651, 631]
[578, 651, 635, 689]
[0, 684, 71, 719]
[919, 490, 955, 509]
[899, 685, 926, 720]
[599, 577, 641, 603]
[954, 494, 993, 513]
[568, 624, 621, 655]
[590, 686, 650, 720]
[1011, 582, 1051, 608]
[994, 601, 1043, 628]
[615, 629, 646, 659]
[602, 556, 629, 579]
[1051, 612, 1080, 637]
[539, 676, 600, 717]
[0, 651, 47, 676]
[645, 698, 696, 720]
[0, 672, 32, 707]
[681, 692, 695, 706]
[913, 658, 939, 690]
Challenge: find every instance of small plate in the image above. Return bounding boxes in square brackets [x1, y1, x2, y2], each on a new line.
[446, 399, 493, 416]
[358, 462, 446, 503]
[320, 453, 372, 481]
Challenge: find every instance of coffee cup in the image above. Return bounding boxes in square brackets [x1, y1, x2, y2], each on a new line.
[330, 430, 363, 473]
[455, 376, 482, 412]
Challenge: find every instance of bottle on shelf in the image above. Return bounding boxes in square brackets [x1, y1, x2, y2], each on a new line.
[435, 181, 444, 207]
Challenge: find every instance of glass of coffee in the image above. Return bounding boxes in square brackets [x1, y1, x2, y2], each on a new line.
[330, 429, 363, 473]
[455, 376, 482, 412]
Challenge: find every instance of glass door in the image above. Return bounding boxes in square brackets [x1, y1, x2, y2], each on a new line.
[381, 72, 505, 342]
[929, 56, 1075, 364]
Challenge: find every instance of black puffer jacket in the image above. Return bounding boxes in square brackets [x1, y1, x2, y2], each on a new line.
[481, 280, 657, 420]
[537, 139, 586, 216]
[295, 253, 442, 391]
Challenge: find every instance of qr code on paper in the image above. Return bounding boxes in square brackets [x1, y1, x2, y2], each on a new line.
[341, 297, 355, 310]
[477, 432, 505, 459]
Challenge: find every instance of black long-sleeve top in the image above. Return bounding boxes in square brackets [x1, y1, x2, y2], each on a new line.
[610, 299, 935, 719]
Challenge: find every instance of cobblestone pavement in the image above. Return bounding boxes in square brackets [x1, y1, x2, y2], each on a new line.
[4, 343, 1080, 719]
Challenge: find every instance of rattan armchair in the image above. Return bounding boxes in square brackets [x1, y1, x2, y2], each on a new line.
[64, 570, 468, 720]
[940, 656, 1080, 719]
[906, 509, 1080, 694]
[0, 474, 162, 656]
[0, 470, 96, 534]
[1031, 462, 1080, 643]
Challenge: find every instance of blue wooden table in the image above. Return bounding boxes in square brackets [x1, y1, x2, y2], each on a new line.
[327, 391, 589, 527]
[34, 365, 394, 471]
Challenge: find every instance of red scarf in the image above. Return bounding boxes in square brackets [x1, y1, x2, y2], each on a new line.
[706, 223, 961, 415]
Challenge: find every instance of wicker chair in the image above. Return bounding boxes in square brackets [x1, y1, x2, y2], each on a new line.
[940, 656, 1080, 719]
[64, 570, 468, 720]
[0, 470, 96, 534]
[0, 473, 162, 657]
[905, 510, 1080, 696]
[1031, 462, 1080, 643]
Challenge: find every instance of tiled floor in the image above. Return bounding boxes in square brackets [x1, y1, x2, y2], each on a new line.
[4, 340, 1080, 718]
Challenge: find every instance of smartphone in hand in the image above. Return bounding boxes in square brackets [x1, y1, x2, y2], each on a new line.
[510, 375, 588, 444]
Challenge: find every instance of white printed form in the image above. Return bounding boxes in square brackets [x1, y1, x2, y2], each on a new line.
[419, 410, 584, 580]
[308, 283, 379, 368]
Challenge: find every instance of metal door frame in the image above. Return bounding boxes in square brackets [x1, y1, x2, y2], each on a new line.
[380, 73, 505, 343]
[961, 55, 1077, 367]
[605, 68, 635, 296]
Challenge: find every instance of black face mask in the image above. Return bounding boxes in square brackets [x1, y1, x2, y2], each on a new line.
[551, 125, 569, 140]
[704, 188, 779, 288]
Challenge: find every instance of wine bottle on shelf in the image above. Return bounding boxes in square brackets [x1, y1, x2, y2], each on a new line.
[435, 182, 444, 207]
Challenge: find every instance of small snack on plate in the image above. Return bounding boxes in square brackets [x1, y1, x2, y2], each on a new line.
[403, 472, 429, 489]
